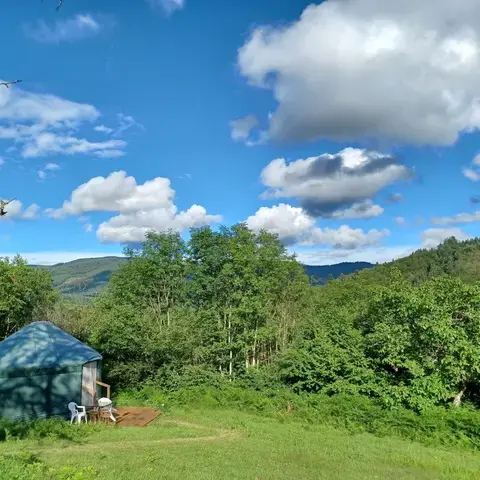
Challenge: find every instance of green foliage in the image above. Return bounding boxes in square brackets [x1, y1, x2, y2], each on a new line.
[0, 452, 99, 480]
[0, 418, 98, 442]
[0, 256, 57, 340]
[88, 226, 311, 388]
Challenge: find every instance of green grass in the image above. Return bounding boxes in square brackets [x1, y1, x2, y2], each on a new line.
[2, 409, 480, 479]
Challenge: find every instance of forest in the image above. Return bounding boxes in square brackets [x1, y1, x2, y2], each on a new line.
[4, 226, 480, 416]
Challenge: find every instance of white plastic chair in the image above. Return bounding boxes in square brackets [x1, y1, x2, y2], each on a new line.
[97, 397, 117, 423]
[68, 402, 87, 424]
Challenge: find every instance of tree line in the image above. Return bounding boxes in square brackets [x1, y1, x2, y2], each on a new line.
[3, 227, 480, 412]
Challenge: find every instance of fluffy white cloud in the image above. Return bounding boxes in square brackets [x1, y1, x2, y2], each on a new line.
[47, 171, 221, 243]
[0, 200, 40, 220]
[237, 0, 480, 146]
[0, 82, 128, 159]
[246, 203, 389, 250]
[395, 216, 407, 226]
[431, 211, 480, 225]
[260, 148, 410, 217]
[421, 228, 469, 248]
[24, 14, 113, 44]
[147, 0, 184, 15]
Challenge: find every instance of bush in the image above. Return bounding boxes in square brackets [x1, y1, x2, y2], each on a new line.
[0, 418, 98, 443]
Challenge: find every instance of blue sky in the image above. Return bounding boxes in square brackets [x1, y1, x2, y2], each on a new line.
[1, 0, 480, 265]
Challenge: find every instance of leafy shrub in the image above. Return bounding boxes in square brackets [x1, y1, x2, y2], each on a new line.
[0, 452, 99, 480]
[0, 418, 98, 443]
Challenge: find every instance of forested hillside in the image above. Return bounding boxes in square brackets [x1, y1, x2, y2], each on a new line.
[353, 237, 480, 286]
[34, 256, 374, 296]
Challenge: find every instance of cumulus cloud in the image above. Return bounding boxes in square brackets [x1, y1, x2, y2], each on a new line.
[421, 228, 469, 248]
[246, 203, 389, 250]
[431, 211, 480, 225]
[0, 82, 128, 159]
[46, 171, 221, 243]
[0, 200, 40, 220]
[237, 0, 480, 146]
[24, 14, 113, 44]
[260, 148, 411, 217]
[147, 0, 184, 15]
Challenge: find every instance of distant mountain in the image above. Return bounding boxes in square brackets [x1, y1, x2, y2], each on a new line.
[304, 262, 375, 285]
[35, 256, 128, 297]
[34, 256, 375, 296]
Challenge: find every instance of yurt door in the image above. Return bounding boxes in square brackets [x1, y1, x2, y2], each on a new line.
[81, 361, 97, 406]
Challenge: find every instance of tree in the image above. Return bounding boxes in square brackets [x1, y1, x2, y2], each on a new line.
[360, 273, 480, 410]
[0, 256, 57, 340]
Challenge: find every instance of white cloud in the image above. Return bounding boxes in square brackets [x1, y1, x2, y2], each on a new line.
[431, 211, 480, 225]
[95, 125, 114, 135]
[237, 0, 480, 146]
[395, 216, 407, 226]
[83, 223, 93, 233]
[24, 14, 113, 44]
[0, 199, 40, 220]
[230, 115, 259, 144]
[463, 153, 480, 181]
[0, 251, 122, 266]
[463, 167, 480, 181]
[0, 81, 127, 159]
[44, 162, 60, 171]
[147, 0, 185, 15]
[246, 203, 389, 250]
[421, 228, 469, 248]
[38, 162, 60, 181]
[22, 133, 126, 158]
[94, 114, 144, 139]
[46, 171, 221, 243]
[294, 245, 415, 266]
[260, 148, 411, 217]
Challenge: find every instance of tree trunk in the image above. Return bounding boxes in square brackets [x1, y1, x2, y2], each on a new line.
[228, 314, 232, 377]
[453, 387, 466, 407]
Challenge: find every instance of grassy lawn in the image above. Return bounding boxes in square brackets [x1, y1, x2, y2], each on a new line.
[2, 409, 480, 479]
